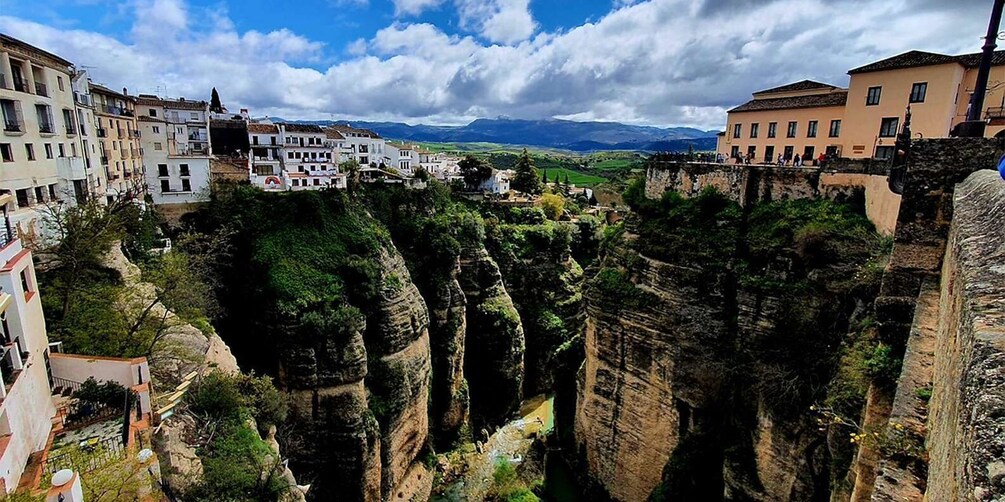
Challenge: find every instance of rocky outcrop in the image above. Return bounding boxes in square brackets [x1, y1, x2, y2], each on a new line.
[425, 260, 470, 447]
[459, 244, 525, 431]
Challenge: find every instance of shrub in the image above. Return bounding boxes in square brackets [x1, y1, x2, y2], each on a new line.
[186, 371, 243, 420]
[537, 193, 565, 221]
[864, 343, 901, 383]
[73, 378, 128, 409]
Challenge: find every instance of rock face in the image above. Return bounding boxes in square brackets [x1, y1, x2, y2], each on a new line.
[459, 244, 525, 431]
[575, 247, 728, 502]
[425, 259, 470, 447]
[279, 247, 431, 502]
[925, 170, 1005, 502]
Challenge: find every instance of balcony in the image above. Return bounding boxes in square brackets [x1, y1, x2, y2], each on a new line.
[56, 157, 87, 181]
[0, 340, 25, 396]
[39, 122, 55, 135]
[986, 107, 1005, 120]
[116, 128, 124, 139]
[129, 130, 141, 139]
[73, 92, 93, 107]
[97, 127, 107, 138]
[120, 149, 129, 160]
[65, 125, 77, 137]
[34, 82, 48, 97]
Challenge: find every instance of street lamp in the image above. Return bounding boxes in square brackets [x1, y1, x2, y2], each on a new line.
[955, 0, 1005, 137]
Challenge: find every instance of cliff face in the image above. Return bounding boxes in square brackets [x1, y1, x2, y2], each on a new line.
[459, 244, 526, 431]
[425, 259, 469, 447]
[575, 188, 887, 501]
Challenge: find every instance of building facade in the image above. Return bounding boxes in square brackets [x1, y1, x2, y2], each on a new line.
[719, 50, 1005, 162]
[90, 84, 142, 200]
[384, 142, 416, 175]
[136, 96, 212, 205]
[0, 35, 106, 240]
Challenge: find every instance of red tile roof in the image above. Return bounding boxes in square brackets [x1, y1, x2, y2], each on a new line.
[729, 90, 848, 113]
[848, 50, 1005, 75]
[753, 80, 841, 95]
[248, 123, 279, 134]
[281, 123, 324, 134]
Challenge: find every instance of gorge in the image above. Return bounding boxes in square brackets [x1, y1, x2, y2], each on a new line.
[183, 138, 1003, 502]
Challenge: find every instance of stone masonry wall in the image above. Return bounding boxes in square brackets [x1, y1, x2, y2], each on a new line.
[925, 170, 1005, 502]
[644, 162, 900, 234]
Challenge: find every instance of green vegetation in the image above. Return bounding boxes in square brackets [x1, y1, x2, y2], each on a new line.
[537, 193, 565, 221]
[512, 149, 544, 194]
[488, 460, 541, 502]
[183, 371, 291, 501]
[539, 168, 607, 187]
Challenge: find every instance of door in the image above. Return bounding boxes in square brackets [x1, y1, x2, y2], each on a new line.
[764, 146, 775, 163]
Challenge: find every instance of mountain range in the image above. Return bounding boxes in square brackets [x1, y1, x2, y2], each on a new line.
[267, 117, 719, 152]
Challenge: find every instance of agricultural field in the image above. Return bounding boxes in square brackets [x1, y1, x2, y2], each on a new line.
[538, 167, 608, 187]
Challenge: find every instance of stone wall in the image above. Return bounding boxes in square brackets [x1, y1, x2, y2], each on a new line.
[925, 170, 1005, 502]
[644, 162, 900, 235]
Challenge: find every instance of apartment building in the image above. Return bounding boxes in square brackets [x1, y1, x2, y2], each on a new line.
[0, 193, 155, 494]
[718, 49, 1005, 162]
[0, 35, 106, 239]
[68, 71, 105, 202]
[329, 125, 384, 166]
[278, 123, 345, 190]
[91, 84, 142, 200]
[384, 142, 416, 175]
[136, 95, 212, 205]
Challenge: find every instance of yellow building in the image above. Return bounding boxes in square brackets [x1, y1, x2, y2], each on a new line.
[90, 84, 143, 199]
[719, 80, 847, 164]
[719, 49, 1005, 161]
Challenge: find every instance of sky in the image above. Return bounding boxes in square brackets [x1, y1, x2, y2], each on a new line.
[0, 0, 995, 129]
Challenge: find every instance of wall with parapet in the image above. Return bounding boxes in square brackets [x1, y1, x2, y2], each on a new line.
[925, 170, 1005, 501]
[644, 161, 901, 235]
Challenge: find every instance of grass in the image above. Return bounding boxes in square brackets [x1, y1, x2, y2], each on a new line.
[538, 167, 607, 187]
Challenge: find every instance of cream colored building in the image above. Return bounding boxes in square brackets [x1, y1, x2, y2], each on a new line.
[91, 84, 143, 200]
[136, 95, 212, 205]
[0, 35, 106, 239]
[719, 80, 847, 164]
[719, 49, 1005, 161]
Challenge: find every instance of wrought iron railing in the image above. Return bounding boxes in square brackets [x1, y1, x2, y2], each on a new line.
[42, 436, 125, 478]
[51, 376, 82, 396]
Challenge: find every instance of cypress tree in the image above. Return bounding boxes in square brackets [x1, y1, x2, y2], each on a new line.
[210, 87, 223, 113]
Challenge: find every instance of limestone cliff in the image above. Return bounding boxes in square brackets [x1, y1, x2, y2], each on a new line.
[459, 243, 526, 431]
[424, 259, 470, 447]
[575, 187, 887, 501]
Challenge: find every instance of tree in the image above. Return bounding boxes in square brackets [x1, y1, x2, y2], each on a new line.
[538, 193, 565, 221]
[541, 170, 548, 184]
[341, 159, 362, 194]
[511, 149, 542, 194]
[210, 87, 223, 113]
[562, 173, 572, 197]
[459, 155, 492, 189]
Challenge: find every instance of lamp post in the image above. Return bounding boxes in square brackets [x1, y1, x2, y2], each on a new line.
[956, 0, 1005, 137]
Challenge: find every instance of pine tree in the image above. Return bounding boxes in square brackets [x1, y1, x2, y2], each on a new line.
[210, 87, 223, 113]
[511, 149, 542, 194]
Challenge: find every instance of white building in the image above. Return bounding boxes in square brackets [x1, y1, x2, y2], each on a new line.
[479, 169, 511, 194]
[0, 35, 107, 242]
[328, 125, 384, 166]
[384, 142, 417, 176]
[246, 121, 346, 192]
[418, 151, 461, 181]
[136, 95, 212, 205]
[0, 193, 154, 493]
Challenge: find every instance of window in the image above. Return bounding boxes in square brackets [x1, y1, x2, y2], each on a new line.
[313, 178, 320, 186]
[58, 143, 65, 157]
[190, 112, 199, 120]
[44, 143, 53, 159]
[730, 145, 740, 159]
[71, 143, 76, 157]
[875, 146, 895, 160]
[0, 143, 12, 162]
[787, 121, 797, 138]
[733, 123, 742, 138]
[49, 184, 56, 199]
[287, 152, 295, 159]
[783, 146, 794, 160]
[910, 82, 927, 103]
[149, 109, 158, 117]
[57, 76, 64, 92]
[154, 142, 163, 151]
[179, 164, 190, 176]
[866, 86, 882, 106]
[35, 104, 54, 133]
[24, 143, 34, 160]
[181, 179, 191, 192]
[1, 99, 23, 132]
[252, 136, 259, 145]
[750, 123, 759, 138]
[160, 180, 170, 193]
[34, 186, 44, 203]
[807, 120, 818, 138]
[152, 126, 160, 133]
[829, 120, 841, 138]
[767, 122, 777, 138]
[764, 145, 775, 163]
[15, 189, 29, 208]
[158, 164, 169, 177]
[803, 146, 815, 161]
[879, 117, 899, 137]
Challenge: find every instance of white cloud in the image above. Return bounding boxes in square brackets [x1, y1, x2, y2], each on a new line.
[455, 0, 536, 44]
[392, 0, 446, 16]
[0, 0, 990, 129]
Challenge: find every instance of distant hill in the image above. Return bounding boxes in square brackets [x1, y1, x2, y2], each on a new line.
[268, 117, 718, 152]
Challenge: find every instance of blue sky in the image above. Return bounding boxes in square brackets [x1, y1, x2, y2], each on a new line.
[0, 0, 993, 128]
